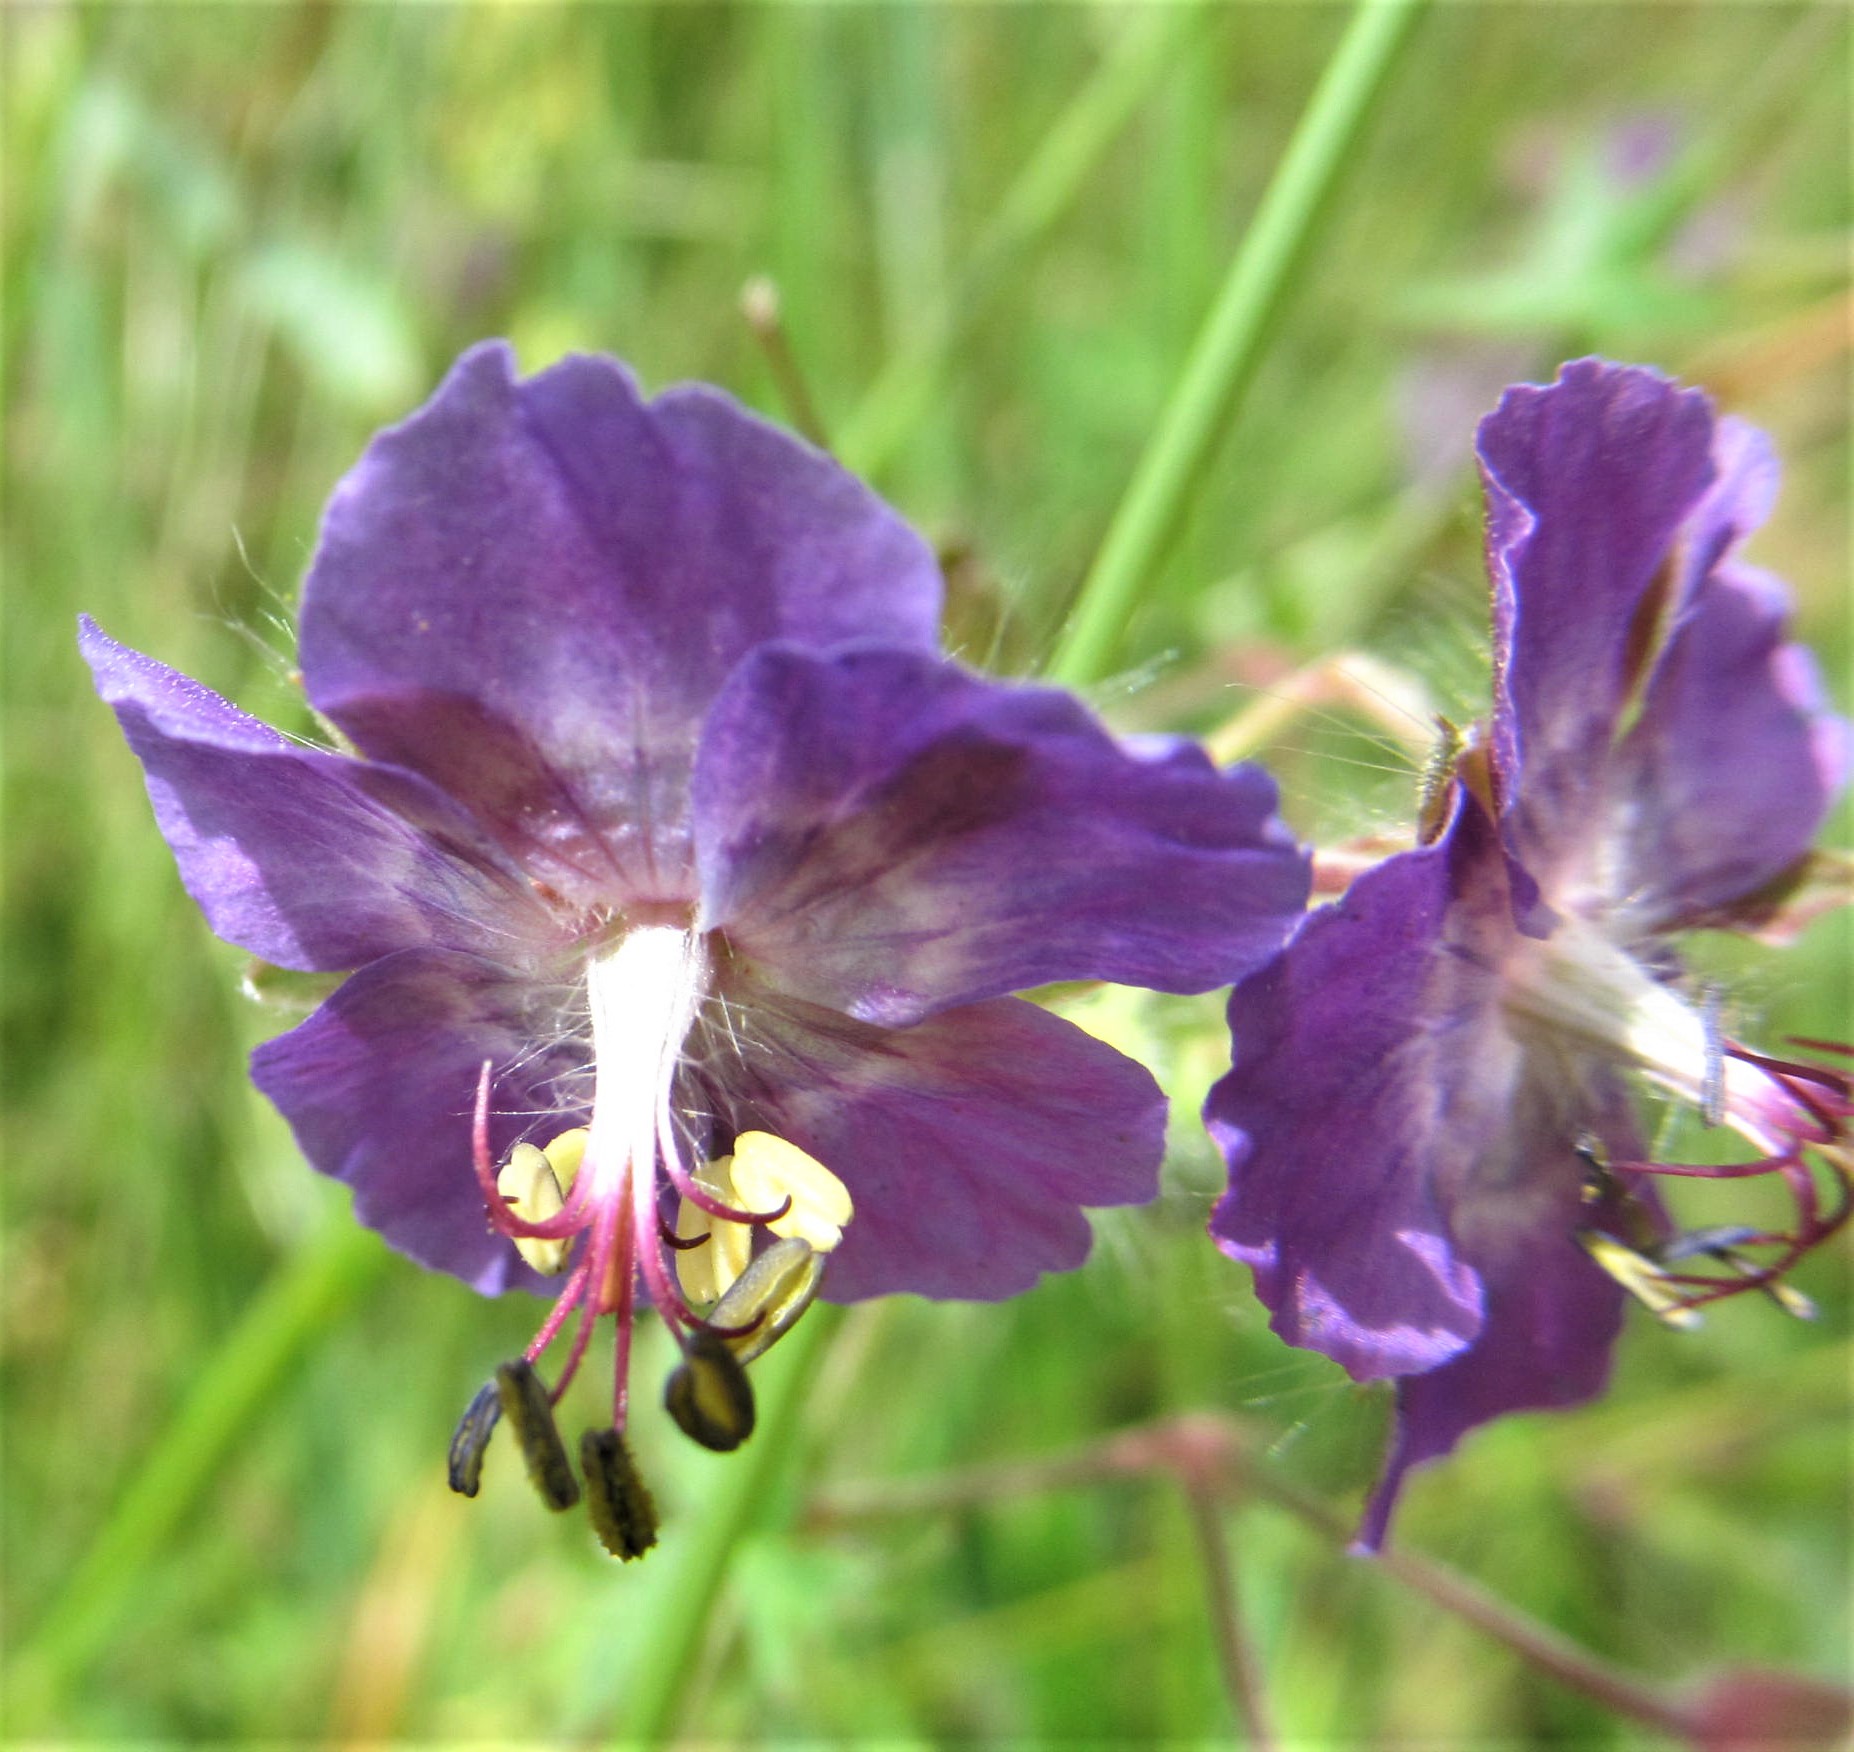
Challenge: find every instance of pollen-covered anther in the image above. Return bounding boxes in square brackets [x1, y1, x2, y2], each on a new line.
[496, 1127, 588, 1275]
[495, 1359, 581, 1511]
[581, 1427, 659, 1560]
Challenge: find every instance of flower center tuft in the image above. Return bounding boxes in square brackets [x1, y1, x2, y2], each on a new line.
[1505, 920, 1853, 1323]
[446, 923, 854, 1558]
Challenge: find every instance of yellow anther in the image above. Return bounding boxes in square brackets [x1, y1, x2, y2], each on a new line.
[1765, 1280, 1818, 1321]
[675, 1158, 753, 1306]
[498, 1142, 574, 1276]
[709, 1236, 824, 1364]
[541, 1126, 587, 1192]
[729, 1132, 853, 1253]
[1576, 1230, 1703, 1330]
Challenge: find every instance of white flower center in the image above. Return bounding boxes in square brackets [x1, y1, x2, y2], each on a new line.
[583, 923, 710, 1200]
[1502, 918, 1786, 1152]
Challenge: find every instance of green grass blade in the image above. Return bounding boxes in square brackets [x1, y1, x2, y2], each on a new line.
[837, 3, 1205, 480]
[1047, 0, 1428, 690]
[6, 1220, 389, 1726]
[614, 1304, 843, 1746]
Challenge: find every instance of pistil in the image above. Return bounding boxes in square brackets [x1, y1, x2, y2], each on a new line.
[1505, 920, 1853, 1319]
[452, 923, 856, 1554]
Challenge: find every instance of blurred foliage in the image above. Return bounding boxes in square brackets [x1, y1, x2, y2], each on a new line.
[3, 2, 1848, 1744]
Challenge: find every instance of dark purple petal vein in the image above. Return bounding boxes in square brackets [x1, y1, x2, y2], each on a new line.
[693, 645, 1309, 1025]
[700, 988, 1166, 1303]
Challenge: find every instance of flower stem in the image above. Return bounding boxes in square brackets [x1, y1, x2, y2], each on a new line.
[1046, 0, 1427, 690]
[1223, 1442, 1695, 1741]
[1179, 1480, 1278, 1749]
[5, 1219, 388, 1727]
[615, 1302, 844, 1747]
[808, 1413, 1695, 1743]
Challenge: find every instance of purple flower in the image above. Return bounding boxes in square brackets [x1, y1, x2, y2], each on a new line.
[1204, 359, 1851, 1548]
[86, 342, 1308, 1548]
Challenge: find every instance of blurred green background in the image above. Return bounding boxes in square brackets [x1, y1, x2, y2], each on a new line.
[4, 3, 1848, 1744]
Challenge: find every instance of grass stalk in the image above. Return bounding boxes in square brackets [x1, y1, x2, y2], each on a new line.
[5, 1220, 388, 1728]
[836, 2, 1204, 479]
[613, 1304, 843, 1747]
[1046, 0, 1427, 690]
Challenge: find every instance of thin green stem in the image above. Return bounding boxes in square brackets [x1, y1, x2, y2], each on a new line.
[1180, 1483, 1277, 1750]
[808, 1414, 1696, 1743]
[615, 1303, 844, 1748]
[836, 2, 1204, 479]
[6, 1220, 388, 1727]
[1046, 0, 1427, 690]
[1228, 1456, 1695, 1741]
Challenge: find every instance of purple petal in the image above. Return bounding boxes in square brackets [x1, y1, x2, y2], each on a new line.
[82, 618, 547, 972]
[700, 988, 1166, 1302]
[692, 645, 1309, 1025]
[1206, 798, 1526, 1381]
[1355, 1079, 1639, 1550]
[295, 343, 942, 904]
[251, 949, 587, 1293]
[1613, 564, 1850, 932]
[1670, 414, 1780, 609]
[1480, 359, 1715, 870]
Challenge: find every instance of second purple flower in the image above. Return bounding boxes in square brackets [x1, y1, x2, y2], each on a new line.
[1205, 359, 1850, 1549]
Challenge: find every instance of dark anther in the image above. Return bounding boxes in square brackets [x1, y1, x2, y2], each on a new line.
[664, 1329, 757, 1452]
[581, 1427, 660, 1561]
[495, 1359, 581, 1510]
[447, 1379, 503, 1498]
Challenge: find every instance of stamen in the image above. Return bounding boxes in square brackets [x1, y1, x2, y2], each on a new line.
[471, 1062, 594, 1243]
[498, 1144, 575, 1274]
[551, 1187, 623, 1405]
[495, 1359, 581, 1511]
[581, 1428, 659, 1560]
[729, 1133, 853, 1252]
[674, 1158, 755, 1306]
[452, 932, 862, 1549]
[1787, 1037, 1854, 1060]
[664, 1329, 757, 1452]
[447, 1380, 503, 1498]
[1575, 1231, 1704, 1329]
[660, 1151, 793, 1227]
[707, 1236, 824, 1364]
[523, 1262, 592, 1364]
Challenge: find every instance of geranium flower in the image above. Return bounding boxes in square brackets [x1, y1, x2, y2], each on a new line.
[85, 343, 1309, 1554]
[1204, 359, 1850, 1548]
